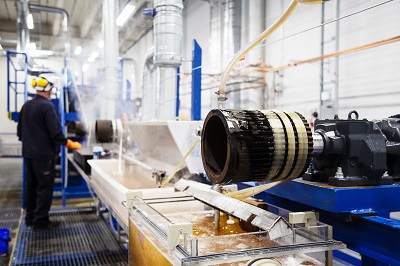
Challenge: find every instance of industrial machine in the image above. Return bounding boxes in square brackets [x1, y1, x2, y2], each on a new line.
[82, 116, 347, 265]
[201, 109, 400, 265]
[201, 109, 400, 187]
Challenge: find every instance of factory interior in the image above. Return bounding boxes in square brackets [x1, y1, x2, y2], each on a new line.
[0, 0, 399, 265]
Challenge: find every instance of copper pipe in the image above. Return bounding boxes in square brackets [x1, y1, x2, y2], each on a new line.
[263, 35, 400, 73]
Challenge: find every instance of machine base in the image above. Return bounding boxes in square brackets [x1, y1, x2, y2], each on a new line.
[329, 175, 393, 187]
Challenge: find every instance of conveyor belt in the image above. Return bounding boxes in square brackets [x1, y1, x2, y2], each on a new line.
[11, 207, 128, 266]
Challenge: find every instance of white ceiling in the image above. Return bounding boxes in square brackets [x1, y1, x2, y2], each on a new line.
[0, 0, 153, 55]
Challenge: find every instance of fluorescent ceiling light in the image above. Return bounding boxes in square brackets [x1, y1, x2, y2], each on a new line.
[82, 63, 89, 72]
[98, 41, 104, 48]
[74, 46, 82, 55]
[116, 2, 136, 27]
[91, 52, 99, 59]
[88, 57, 95, 63]
[27, 14, 34, 29]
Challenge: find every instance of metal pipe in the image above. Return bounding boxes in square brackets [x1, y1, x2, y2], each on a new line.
[222, 0, 241, 109]
[334, 0, 340, 116]
[29, 3, 70, 58]
[142, 47, 157, 121]
[16, 0, 30, 53]
[101, 0, 119, 119]
[153, 0, 183, 120]
[209, 0, 224, 74]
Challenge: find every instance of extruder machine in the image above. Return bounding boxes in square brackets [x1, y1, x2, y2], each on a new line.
[200, 109, 400, 265]
[90, 119, 345, 265]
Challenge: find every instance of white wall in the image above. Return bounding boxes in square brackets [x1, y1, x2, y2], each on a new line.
[264, 0, 400, 120]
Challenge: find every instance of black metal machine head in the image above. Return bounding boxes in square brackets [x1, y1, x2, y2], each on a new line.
[201, 109, 400, 187]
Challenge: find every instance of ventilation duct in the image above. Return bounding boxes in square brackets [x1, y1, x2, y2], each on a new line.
[153, 0, 183, 120]
[16, 0, 30, 53]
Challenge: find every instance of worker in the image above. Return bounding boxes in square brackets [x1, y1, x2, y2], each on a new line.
[17, 74, 81, 229]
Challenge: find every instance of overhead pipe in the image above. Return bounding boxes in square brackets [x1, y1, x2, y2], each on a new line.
[101, 0, 119, 119]
[16, 0, 30, 53]
[240, 0, 264, 110]
[153, 0, 183, 120]
[217, 0, 326, 108]
[208, 0, 224, 74]
[29, 3, 70, 59]
[222, 0, 241, 109]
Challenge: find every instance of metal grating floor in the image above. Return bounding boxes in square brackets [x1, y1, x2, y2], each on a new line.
[0, 190, 23, 230]
[11, 207, 128, 266]
[0, 158, 24, 266]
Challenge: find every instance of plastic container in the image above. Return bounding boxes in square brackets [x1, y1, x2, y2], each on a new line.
[0, 228, 10, 255]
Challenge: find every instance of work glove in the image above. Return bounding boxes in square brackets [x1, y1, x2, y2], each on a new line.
[65, 139, 81, 150]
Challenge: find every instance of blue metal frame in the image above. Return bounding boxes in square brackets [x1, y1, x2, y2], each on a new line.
[7, 51, 28, 122]
[191, 39, 202, 121]
[237, 180, 400, 265]
[58, 68, 91, 206]
[176, 67, 181, 119]
[6, 51, 90, 208]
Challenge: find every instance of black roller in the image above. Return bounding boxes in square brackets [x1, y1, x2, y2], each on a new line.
[95, 120, 114, 143]
[201, 110, 275, 184]
[201, 109, 313, 184]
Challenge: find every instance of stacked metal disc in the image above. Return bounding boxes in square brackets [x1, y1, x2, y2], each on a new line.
[201, 109, 313, 184]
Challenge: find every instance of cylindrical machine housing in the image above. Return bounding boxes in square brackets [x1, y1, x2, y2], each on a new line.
[201, 109, 313, 184]
[95, 119, 122, 143]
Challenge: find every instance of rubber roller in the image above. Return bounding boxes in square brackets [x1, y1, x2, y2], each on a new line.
[201, 109, 313, 184]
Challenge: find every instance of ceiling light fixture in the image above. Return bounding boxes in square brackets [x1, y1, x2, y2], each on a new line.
[82, 63, 89, 72]
[27, 14, 34, 29]
[91, 51, 99, 59]
[74, 46, 82, 55]
[116, 1, 136, 27]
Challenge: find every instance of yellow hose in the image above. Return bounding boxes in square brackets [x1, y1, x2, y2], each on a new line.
[228, 181, 286, 201]
[160, 137, 200, 188]
[218, 0, 324, 105]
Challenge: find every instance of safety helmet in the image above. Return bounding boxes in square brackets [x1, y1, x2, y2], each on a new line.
[31, 74, 55, 92]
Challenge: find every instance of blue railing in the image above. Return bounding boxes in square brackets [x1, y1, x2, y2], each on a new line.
[7, 51, 28, 122]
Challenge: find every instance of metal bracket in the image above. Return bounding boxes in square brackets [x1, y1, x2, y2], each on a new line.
[289, 211, 319, 227]
[124, 190, 144, 209]
[167, 223, 192, 250]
